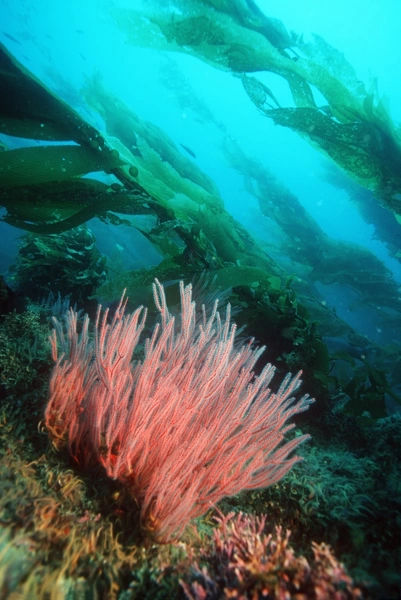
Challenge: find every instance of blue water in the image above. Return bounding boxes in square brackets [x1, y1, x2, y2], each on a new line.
[1, 3, 401, 597]
[1, 0, 401, 335]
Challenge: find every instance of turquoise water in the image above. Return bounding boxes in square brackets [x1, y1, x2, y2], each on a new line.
[0, 2, 400, 598]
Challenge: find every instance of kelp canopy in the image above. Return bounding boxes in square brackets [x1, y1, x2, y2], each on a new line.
[0, 42, 145, 233]
[1, 5, 401, 389]
[0, 41, 283, 292]
[111, 0, 401, 221]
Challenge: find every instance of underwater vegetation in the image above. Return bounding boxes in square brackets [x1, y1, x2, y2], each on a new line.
[0, 284, 398, 597]
[0, 412, 138, 598]
[8, 227, 107, 310]
[0, 289, 378, 600]
[0, 404, 370, 600]
[112, 0, 401, 217]
[0, 308, 50, 399]
[0, 1, 401, 598]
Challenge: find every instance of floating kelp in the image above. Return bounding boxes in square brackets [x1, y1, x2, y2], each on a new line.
[222, 139, 401, 321]
[1, 179, 156, 234]
[111, 2, 401, 222]
[9, 227, 107, 306]
[322, 161, 401, 262]
[0, 42, 101, 144]
[80, 76, 289, 278]
[0, 43, 150, 234]
[158, 54, 226, 130]
[82, 75, 221, 203]
[0, 144, 123, 189]
[0, 42, 283, 301]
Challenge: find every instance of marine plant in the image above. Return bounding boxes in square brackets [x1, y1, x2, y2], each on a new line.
[112, 1, 401, 218]
[0, 308, 50, 399]
[8, 227, 107, 308]
[0, 411, 137, 599]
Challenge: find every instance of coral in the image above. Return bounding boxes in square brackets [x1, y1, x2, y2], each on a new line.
[44, 279, 314, 542]
[0, 388, 377, 598]
[178, 511, 365, 599]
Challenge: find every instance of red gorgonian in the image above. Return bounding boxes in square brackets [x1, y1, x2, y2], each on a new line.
[44, 279, 314, 542]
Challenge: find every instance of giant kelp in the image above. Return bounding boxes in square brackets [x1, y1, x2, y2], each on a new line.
[158, 54, 227, 131]
[0, 45, 276, 282]
[1, 179, 155, 234]
[0, 144, 123, 189]
[2, 25, 398, 393]
[0, 43, 155, 234]
[222, 138, 401, 325]
[322, 161, 401, 263]
[0, 41, 102, 145]
[0, 43, 125, 191]
[9, 227, 107, 306]
[81, 76, 288, 278]
[82, 74, 224, 218]
[1, 42, 320, 379]
[0, 44, 371, 401]
[112, 1, 401, 227]
[0, 43, 284, 297]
